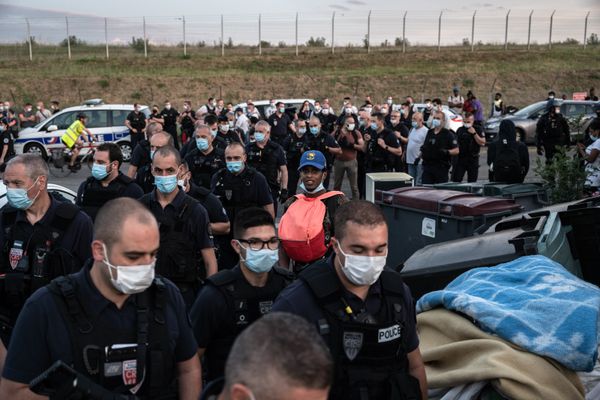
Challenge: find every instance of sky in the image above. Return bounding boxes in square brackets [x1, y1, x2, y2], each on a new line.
[2, 1, 599, 46]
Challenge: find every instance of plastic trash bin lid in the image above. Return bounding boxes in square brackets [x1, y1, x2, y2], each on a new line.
[433, 182, 484, 194]
[366, 172, 413, 182]
[483, 183, 545, 196]
[377, 187, 522, 217]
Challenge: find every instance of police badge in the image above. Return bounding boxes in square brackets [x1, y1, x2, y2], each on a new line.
[225, 190, 233, 201]
[9, 241, 24, 270]
[343, 331, 363, 361]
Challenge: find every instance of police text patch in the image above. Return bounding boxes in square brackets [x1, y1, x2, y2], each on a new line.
[378, 324, 402, 343]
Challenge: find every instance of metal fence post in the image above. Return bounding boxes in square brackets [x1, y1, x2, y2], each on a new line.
[471, 10, 476, 52]
[104, 18, 109, 59]
[258, 14, 262, 55]
[527, 10, 533, 51]
[143, 17, 147, 58]
[331, 12, 335, 54]
[437, 11, 442, 52]
[584, 11, 590, 49]
[367, 10, 371, 53]
[65, 16, 71, 60]
[295, 13, 299, 56]
[221, 15, 224, 57]
[26, 18, 32, 61]
[402, 11, 407, 53]
[183, 16, 187, 56]
[504, 9, 510, 50]
[549, 10, 555, 50]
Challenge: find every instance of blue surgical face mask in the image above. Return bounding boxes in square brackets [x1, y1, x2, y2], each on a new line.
[150, 150, 156, 160]
[411, 121, 418, 128]
[227, 161, 244, 174]
[210, 129, 218, 138]
[255, 132, 265, 142]
[196, 137, 209, 151]
[431, 119, 441, 128]
[0, 126, 4, 132]
[309, 126, 319, 135]
[91, 163, 110, 180]
[370, 122, 378, 130]
[154, 174, 178, 194]
[7, 177, 40, 210]
[239, 244, 278, 273]
[299, 181, 325, 194]
[278, 107, 285, 113]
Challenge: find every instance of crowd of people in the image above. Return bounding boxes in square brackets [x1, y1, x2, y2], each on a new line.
[0, 87, 599, 399]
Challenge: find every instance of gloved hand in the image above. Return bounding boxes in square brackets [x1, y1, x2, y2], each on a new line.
[278, 188, 289, 203]
[537, 146, 544, 156]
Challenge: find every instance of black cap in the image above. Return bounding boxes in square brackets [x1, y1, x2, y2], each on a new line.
[235, 107, 243, 113]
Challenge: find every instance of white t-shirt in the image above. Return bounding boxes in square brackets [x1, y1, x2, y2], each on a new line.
[235, 114, 250, 133]
[406, 126, 429, 164]
[585, 139, 600, 187]
[448, 95, 464, 114]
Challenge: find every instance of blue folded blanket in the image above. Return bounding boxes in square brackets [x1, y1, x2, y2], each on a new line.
[416, 255, 600, 371]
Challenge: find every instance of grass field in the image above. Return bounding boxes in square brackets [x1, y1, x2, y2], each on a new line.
[1, 44, 599, 109]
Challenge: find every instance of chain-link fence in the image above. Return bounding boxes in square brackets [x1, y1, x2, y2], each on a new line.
[1, 9, 599, 60]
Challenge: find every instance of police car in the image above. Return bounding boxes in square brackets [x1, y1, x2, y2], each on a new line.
[0, 180, 76, 207]
[14, 99, 150, 162]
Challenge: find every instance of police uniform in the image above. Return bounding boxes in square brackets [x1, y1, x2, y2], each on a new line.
[282, 132, 306, 195]
[184, 147, 225, 190]
[139, 189, 214, 308]
[130, 139, 152, 172]
[357, 126, 373, 199]
[180, 111, 196, 144]
[76, 173, 144, 221]
[420, 128, 458, 184]
[365, 128, 400, 173]
[272, 258, 422, 400]
[536, 112, 570, 163]
[186, 183, 230, 228]
[267, 112, 293, 145]
[190, 265, 293, 382]
[0, 128, 15, 163]
[303, 132, 340, 189]
[160, 108, 180, 150]
[213, 130, 243, 153]
[126, 110, 146, 150]
[2, 261, 197, 398]
[452, 125, 485, 183]
[319, 112, 338, 135]
[211, 167, 273, 269]
[135, 164, 155, 194]
[0, 196, 93, 346]
[245, 140, 287, 208]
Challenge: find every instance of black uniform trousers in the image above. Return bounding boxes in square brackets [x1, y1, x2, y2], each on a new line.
[422, 164, 450, 184]
[452, 156, 480, 183]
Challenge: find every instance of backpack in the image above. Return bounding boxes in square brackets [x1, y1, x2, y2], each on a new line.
[278, 191, 343, 263]
[494, 140, 521, 183]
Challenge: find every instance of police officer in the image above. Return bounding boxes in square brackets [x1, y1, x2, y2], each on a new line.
[180, 114, 219, 159]
[125, 103, 147, 151]
[135, 131, 173, 194]
[0, 118, 15, 167]
[160, 100, 180, 150]
[184, 124, 225, 190]
[282, 119, 307, 195]
[0, 198, 201, 399]
[76, 142, 144, 221]
[179, 100, 196, 144]
[356, 109, 371, 199]
[190, 207, 293, 383]
[536, 101, 571, 164]
[245, 121, 288, 213]
[304, 116, 342, 189]
[362, 112, 402, 173]
[267, 101, 296, 146]
[139, 146, 218, 308]
[178, 160, 231, 236]
[319, 104, 338, 135]
[0, 155, 93, 358]
[211, 143, 274, 269]
[127, 121, 163, 179]
[273, 200, 428, 400]
[215, 114, 244, 150]
[421, 110, 459, 184]
[452, 112, 486, 182]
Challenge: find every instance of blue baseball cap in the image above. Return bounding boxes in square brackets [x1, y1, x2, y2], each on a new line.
[298, 150, 327, 171]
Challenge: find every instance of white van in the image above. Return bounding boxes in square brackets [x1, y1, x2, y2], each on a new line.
[14, 100, 150, 162]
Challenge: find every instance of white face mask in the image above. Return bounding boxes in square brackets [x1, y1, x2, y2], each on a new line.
[102, 244, 155, 295]
[347, 123, 355, 131]
[336, 242, 387, 286]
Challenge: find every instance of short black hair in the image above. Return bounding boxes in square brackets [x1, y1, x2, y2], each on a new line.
[97, 142, 123, 166]
[204, 114, 218, 125]
[371, 112, 385, 122]
[334, 200, 386, 240]
[589, 120, 600, 132]
[233, 207, 275, 239]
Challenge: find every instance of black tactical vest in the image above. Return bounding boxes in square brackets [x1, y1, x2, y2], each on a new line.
[213, 167, 259, 223]
[299, 263, 421, 400]
[186, 148, 224, 190]
[135, 165, 155, 194]
[203, 266, 293, 381]
[246, 141, 280, 189]
[48, 274, 176, 399]
[79, 174, 134, 221]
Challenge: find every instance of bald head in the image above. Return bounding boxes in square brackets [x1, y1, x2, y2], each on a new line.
[94, 198, 158, 247]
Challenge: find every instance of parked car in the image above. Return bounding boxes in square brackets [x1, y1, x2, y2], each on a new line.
[0, 180, 76, 207]
[484, 100, 599, 144]
[14, 99, 150, 162]
[413, 104, 464, 132]
[233, 99, 315, 119]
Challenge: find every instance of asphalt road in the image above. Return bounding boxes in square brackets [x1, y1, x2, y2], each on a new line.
[50, 146, 544, 195]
